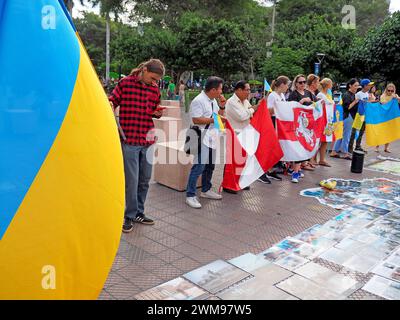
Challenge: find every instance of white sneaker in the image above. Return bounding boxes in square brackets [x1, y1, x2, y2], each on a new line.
[200, 190, 222, 200]
[186, 197, 202, 209]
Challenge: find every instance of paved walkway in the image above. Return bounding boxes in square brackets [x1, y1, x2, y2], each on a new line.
[100, 110, 400, 300]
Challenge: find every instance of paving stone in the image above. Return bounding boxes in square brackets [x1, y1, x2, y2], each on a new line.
[101, 140, 400, 299]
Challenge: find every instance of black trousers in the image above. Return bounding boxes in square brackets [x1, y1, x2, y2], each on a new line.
[348, 122, 366, 152]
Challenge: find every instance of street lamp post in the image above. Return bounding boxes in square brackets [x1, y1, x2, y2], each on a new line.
[315, 53, 326, 77]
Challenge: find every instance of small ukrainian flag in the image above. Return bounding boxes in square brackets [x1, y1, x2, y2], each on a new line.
[264, 79, 272, 93]
[213, 112, 225, 132]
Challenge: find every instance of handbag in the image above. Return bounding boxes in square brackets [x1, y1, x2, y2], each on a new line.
[184, 115, 213, 156]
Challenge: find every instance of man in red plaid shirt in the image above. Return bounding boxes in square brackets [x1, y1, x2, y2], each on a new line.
[109, 59, 165, 233]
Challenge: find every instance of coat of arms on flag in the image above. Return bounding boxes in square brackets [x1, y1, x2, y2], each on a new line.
[275, 101, 324, 162]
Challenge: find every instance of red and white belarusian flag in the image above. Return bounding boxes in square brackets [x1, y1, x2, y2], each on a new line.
[222, 100, 283, 191]
[275, 101, 324, 162]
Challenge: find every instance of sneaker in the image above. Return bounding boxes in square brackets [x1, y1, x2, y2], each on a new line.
[287, 168, 294, 175]
[291, 172, 300, 183]
[122, 218, 134, 233]
[200, 190, 223, 200]
[299, 170, 305, 178]
[258, 174, 272, 184]
[134, 215, 155, 225]
[266, 172, 282, 181]
[186, 197, 202, 209]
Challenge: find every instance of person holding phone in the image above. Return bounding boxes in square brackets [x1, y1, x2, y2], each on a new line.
[109, 59, 165, 233]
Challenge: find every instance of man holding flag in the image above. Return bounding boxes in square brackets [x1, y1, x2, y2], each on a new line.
[224, 81, 259, 193]
[185, 77, 226, 209]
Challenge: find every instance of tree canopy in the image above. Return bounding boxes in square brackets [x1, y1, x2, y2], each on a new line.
[72, 0, 396, 84]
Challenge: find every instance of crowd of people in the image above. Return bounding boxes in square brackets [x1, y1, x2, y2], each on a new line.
[108, 58, 400, 232]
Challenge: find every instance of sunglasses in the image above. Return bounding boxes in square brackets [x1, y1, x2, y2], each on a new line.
[387, 90, 395, 93]
[297, 81, 306, 84]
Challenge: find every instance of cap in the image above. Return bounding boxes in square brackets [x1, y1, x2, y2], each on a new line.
[360, 79, 375, 87]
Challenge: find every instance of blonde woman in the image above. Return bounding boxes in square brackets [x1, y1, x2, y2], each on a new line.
[376, 83, 400, 153]
[315, 78, 334, 167]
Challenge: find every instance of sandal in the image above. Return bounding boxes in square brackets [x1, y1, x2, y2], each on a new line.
[330, 153, 341, 159]
[319, 161, 332, 167]
[342, 155, 352, 160]
[385, 149, 391, 153]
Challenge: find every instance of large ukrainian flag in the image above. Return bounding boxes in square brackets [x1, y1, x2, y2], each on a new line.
[359, 99, 400, 146]
[0, 0, 124, 299]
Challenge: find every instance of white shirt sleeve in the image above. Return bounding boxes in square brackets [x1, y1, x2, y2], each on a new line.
[190, 98, 205, 118]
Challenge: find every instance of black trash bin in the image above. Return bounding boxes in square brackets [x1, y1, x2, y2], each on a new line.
[351, 150, 365, 173]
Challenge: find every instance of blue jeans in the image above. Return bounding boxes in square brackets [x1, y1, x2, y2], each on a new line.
[122, 144, 153, 220]
[186, 145, 216, 198]
[334, 115, 354, 153]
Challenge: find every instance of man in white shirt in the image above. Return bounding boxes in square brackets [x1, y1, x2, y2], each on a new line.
[224, 81, 259, 194]
[186, 77, 226, 209]
[349, 78, 374, 153]
[226, 81, 258, 132]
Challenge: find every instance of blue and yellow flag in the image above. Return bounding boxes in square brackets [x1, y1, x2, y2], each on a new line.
[264, 79, 272, 93]
[0, 0, 124, 299]
[333, 94, 344, 140]
[213, 112, 225, 132]
[358, 99, 400, 146]
[327, 89, 333, 102]
[352, 113, 365, 131]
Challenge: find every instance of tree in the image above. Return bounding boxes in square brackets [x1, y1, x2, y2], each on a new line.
[74, 12, 107, 75]
[130, 0, 259, 29]
[349, 12, 400, 83]
[79, 0, 126, 85]
[175, 14, 251, 79]
[111, 24, 178, 76]
[275, 14, 359, 79]
[275, 0, 390, 35]
[260, 47, 305, 80]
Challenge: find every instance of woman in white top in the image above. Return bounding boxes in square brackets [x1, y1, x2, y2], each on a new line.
[268, 76, 289, 114]
[258, 76, 290, 184]
[315, 78, 334, 167]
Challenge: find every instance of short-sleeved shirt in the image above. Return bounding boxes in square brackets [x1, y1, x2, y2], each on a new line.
[267, 91, 286, 110]
[316, 92, 333, 105]
[356, 90, 369, 103]
[288, 90, 316, 105]
[342, 91, 357, 119]
[168, 83, 176, 93]
[190, 91, 220, 149]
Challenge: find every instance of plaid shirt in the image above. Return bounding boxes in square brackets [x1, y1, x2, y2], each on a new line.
[109, 75, 161, 146]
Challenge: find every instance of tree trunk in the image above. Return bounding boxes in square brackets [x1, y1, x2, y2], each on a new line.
[105, 14, 111, 87]
[250, 58, 255, 80]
